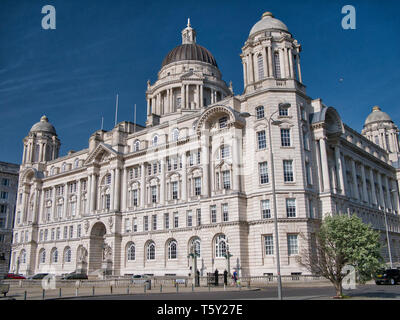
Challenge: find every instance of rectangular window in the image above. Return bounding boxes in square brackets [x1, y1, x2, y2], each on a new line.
[219, 116, 228, 129]
[286, 198, 296, 217]
[259, 162, 269, 184]
[187, 210, 193, 227]
[56, 227, 60, 240]
[0, 218, 5, 228]
[274, 52, 281, 78]
[0, 204, 7, 214]
[143, 216, 149, 231]
[257, 54, 264, 80]
[210, 205, 217, 223]
[281, 129, 291, 147]
[256, 106, 264, 119]
[1, 178, 9, 186]
[305, 162, 312, 185]
[288, 234, 299, 256]
[222, 171, 231, 189]
[194, 177, 201, 196]
[261, 200, 271, 219]
[308, 199, 314, 218]
[147, 165, 152, 176]
[0, 192, 8, 200]
[70, 202, 76, 217]
[196, 208, 201, 226]
[46, 207, 51, 221]
[77, 224, 81, 238]
[222, 204, 229, 222]
[57, 205, 63, 218]
[63, 226, 67, 239]
[173, 212, 179, 228]
[133, 218, 137, 232]
[153, 163, 157, 175]
[283, 160, 294, 182]
[151, 186, 157, 203]
[264, 235, 274, 255]
[69, 226, 74, 238]
[172, 181, 178, 200]
[221, 146, 230, 159]
[51, 229, 55, 240]
[164, 213, 169, 230]
[105, 194, 111, 210]
[125, 218, 131, 232]
[197, 150, 201, 164]
[44, 229, 48, 241]
[279, 106, 288, 116]
[152, 214, 157, 231]
[257, 131, 267, 150]
[40, 230, 43, 242]
[189, 153, 194, 166]
[132, 189, 138, 206]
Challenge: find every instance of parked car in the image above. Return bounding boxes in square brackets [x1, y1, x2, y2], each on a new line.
[61, 272, 88, 280]
[374, 269, 400, 285]
[3, 273, 26, 280]
[27, 273, 50, 280]
[131, 274, 149, 284]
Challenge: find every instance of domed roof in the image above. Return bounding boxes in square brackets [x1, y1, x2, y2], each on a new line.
[30, 115, 56, 134]
[249, 12, 289, 36]
[161, 43, 217, 68]
[364, 106, 393, 126]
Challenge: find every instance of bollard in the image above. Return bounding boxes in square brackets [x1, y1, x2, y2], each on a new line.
[176, 283, 179, 293]
[208, 284, 210, 292]
[192, 283, 194, 292]
[59, 288, 62, 298]
[224, 284, 226, 291]
[24, 291, 27, 300]
[144, 284, 146, 293]
[42, 289, 45, 300]
[75, 288, 78, 297]
[92, 287, 95, 296]
[160, 284, 162, 293]
[110, 285, 113, 294]
[127, 286, 129, 294]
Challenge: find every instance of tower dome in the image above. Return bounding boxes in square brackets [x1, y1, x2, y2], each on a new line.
[249, 12, 289, 37]
[30, 115, 57, 134]
[364, 106, 393, 126]
[161, 19, 217, 68]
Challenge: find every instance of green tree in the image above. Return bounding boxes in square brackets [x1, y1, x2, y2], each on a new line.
[297, 214, 383, 298]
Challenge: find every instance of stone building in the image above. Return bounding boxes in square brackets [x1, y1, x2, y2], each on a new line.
[0, 161, 19, 276]
[10, 12, 400, 277]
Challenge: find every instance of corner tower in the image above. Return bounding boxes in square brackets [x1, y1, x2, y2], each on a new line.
[241, 12, 303, 95]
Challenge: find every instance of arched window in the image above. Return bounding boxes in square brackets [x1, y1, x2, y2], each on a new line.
[20, 250, 26, 264]
[134, 140, 140, 152]
[168, 240, 177, 260]
[172, 128, 179, 142]
[74, 159, 79, 169]
[256, 106, 265, 119]
[147, 242, 155, 260]
[50, 167, 55, 176]
[64, 248, 71, 263]
[39, 250, 46, 264]
[152, 135, 159, 147]
[274, 51, 282, 79]
[215, 234, 227, 258]
[51, 249, 58, 263]
[257, 54, 264, 80]
[191, 238, 201, 257]
[127, 243, 136, 261]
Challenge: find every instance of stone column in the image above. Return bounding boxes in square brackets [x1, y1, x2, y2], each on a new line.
[334, 146, 346, 195]
[182, 152, 187, 201]
[147, 98, 150, 116]
[90, 174, 97, 213]
[87, 174, 92, 213]
[110, 169, 115, 211]
[369, 169, 378, 206]
[200, 84, 204, 108]
[248, 54, 254, 83]
[121, 168, 127, 211]
[288, 49, 294, 79]
[377, 173, 385, 209]
[38, 188, 45, 223]
[296, 54, 302, 83]
[319, 138, 331, 192]
[181, 85, 185, 110]
[360, 165, 369, 203]
[201, 135, 210, 197]
[63, 183, 68, 219]
[77, 179, 81, 217]
[385, 176, 393, 211]
[140, 163, 146, 207]
[242, 61, 247, 87]
[160, 159, 165, 204]
[267, 46, 273, 78]
[114, 167, 121, 211]
[350, 160, 359, 200]
[33, 188, 40, 223]
[261, 47, 267, 80]
[284, 47, 290, 78]
[232, 128, 241, 192]
[186, 85, 189, 109]
[197, 85, 201, 109]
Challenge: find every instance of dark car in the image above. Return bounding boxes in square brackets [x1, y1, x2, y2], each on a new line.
[62, 272, 88, 280]
[27, 273, 50, 280]
[375, 269, 400, 285]
[4, 273, 26, 280]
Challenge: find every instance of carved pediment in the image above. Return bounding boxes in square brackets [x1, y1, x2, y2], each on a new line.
[84, 143, 119, 165]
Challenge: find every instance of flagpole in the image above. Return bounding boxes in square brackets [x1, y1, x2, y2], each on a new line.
[134, 104, 137, 134]
[114, 94, 119, 127]
[101, 116, 104, 130]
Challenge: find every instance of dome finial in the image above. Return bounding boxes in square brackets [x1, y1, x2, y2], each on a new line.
[187, 18, 191, 27]
[262, 11, 274, 18]
[372, 105, 381, 112]
[182, 18, 196, 44]
[40, 115, 48, 122]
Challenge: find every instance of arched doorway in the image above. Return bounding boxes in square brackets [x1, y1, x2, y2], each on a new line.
[89, 222, 107, 273]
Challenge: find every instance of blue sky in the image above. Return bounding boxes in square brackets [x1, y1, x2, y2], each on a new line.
[1, 0, 399, 164]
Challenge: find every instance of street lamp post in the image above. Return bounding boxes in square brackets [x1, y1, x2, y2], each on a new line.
[240, 102, 290, 300]
[188, 244, 200, 286]
[383, 206, 393, 269]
